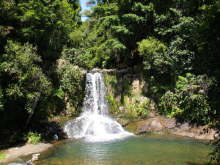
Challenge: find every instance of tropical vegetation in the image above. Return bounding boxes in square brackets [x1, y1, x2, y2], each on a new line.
[0, 0, 219, 162]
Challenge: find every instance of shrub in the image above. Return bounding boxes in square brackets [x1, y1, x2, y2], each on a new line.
[107, 94, 120, 115]
[0, 152, 6, 160]
[159, 73, 214, 124]
[124, 96, 150, 120]
[26, 132, 41, 144]
[211, 139, 220, 163]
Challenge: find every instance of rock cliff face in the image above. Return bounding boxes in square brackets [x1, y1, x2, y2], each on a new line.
[100, 68, 156, 120]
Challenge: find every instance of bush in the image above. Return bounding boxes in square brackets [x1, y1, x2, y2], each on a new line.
[107, 94, 120, 115]
[159, 73, 214, 124]
[0, 152, 6, 160]
[124, 96, 150, 120]
[26, 132, 41, 144]
[211, 138, 220, 163]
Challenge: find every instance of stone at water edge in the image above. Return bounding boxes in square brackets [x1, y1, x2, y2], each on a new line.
[125, 116, 218, 140]
[31, 153, 40, 161]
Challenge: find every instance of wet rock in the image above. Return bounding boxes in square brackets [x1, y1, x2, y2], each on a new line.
[36, 121, 66, 141]
[31, 153, 40, 161]
[148, 111, 157, 118]
[170, 123, 218, 140]
[126, 116, 218, 140]
[117, 118, 131, 127]
[119, 106, 125, 111]
[214, 133, 220, 139]
[150, 119, 163, 131]
[53, 134, 59, 141]
[26, 160, 33, 165]
[178, 123, 191, 131]
[163, 118, 176, 129]
[127, 118, 165, 135]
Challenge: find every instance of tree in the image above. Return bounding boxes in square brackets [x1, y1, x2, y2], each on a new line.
[0, 41, 51, 129]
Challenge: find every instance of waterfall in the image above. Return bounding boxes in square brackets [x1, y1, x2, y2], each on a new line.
[64, 72, 132, 142]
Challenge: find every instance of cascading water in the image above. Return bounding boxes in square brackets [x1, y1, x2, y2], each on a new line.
[64, 72, 133, 142]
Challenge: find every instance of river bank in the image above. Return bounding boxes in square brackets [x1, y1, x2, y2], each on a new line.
[0, 143, 52, 164]
[0, 115, 218, 164]
[123, 115, 219, 141]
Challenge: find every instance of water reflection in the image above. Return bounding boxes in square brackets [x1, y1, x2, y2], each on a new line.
[36, 135, 213, 165]
[80, 142, 110, 161]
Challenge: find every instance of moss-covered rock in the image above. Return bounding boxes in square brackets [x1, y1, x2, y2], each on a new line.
[102, 69, 156, 120]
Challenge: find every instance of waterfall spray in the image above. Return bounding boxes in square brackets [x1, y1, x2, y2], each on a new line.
[64, 72, 132, 142]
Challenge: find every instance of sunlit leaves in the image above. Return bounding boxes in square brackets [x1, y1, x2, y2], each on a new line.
[93, 3, 119, 17]
[0, 41, 51, 102]
[96, 38, 126, 67]
[1, 41, 40, 75]
[132, 2, 154, 13]
[122, 13, 145, 23]
[159, 73, 214, 124]
[98, 15, 120, 29]
[6, 84, 23, 99]
[6, 0, 80, 61]
[58, 64, 85, 113]
[111, 25, 131, 35]
[138, 37, 168, 71]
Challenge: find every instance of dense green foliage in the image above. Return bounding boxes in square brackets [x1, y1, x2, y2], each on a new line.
[159, 73, 214, 124]
[73, 0, 220, 125]
[77, 1, 219, 161]
[0, 0, 82, 146]
[0, 0, 220, 161]
[57, 62, 85, 116]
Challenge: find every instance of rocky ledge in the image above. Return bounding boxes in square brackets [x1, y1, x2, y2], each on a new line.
[125, 116, 219, 140]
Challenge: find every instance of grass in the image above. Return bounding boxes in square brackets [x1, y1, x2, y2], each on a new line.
[0, 152, 6, 160]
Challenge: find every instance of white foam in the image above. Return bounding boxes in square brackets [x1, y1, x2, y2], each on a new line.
[64, 73, 133, 142]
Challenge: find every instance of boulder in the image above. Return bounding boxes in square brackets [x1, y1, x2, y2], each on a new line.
[127, 117, 165, 134]
[126, 116, 218, 140]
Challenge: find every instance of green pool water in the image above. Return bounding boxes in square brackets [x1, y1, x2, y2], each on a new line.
[35, 134, 214, 165]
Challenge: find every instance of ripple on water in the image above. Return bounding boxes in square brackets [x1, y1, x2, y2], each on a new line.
[35, 135, 213, 165]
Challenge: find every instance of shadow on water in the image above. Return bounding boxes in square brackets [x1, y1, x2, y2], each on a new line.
[30, 121, 67, 142]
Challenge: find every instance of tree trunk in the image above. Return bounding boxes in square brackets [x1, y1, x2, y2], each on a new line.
[24, 93, 41, 129]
